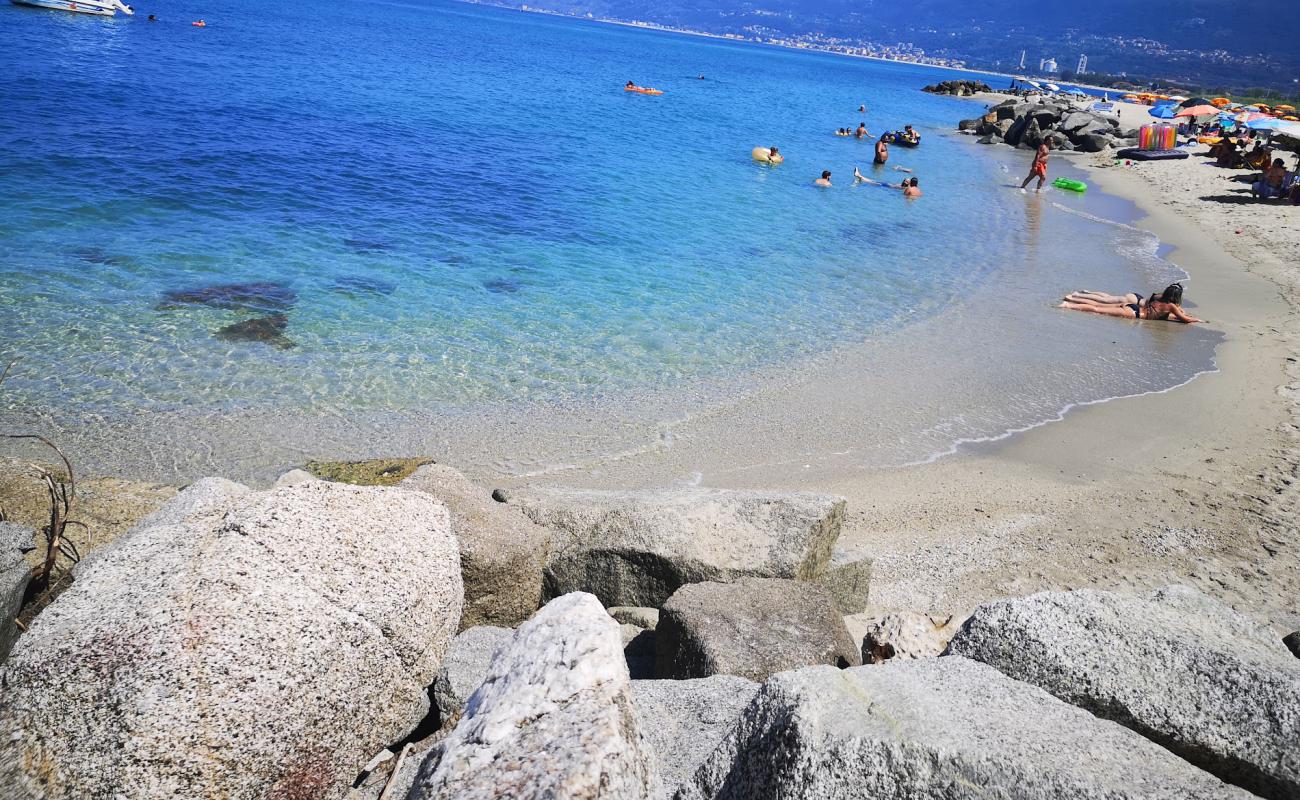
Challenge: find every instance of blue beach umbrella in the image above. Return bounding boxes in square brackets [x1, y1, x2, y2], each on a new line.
[1148, 104, 1178, 119]
[1245, 117, 1284, 131]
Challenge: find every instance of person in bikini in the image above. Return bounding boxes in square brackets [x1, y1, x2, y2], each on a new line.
[1020, 139, 1051, 192]
[1059, 284, 1203, 323]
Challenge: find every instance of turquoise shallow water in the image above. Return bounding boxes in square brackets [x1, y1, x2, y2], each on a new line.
[0, 0, 1221, 480]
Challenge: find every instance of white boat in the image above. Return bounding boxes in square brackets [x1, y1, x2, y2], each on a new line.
[11, 0, 134, 16]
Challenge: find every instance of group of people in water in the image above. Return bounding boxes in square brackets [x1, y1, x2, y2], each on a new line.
[757, 99, 1202, 324]
[805, 113, 923, 197]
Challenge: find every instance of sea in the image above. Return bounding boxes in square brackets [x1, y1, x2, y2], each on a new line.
[0, 0, 1221, 484]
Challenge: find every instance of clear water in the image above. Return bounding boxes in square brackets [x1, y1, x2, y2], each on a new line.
[0, 0, 1220, 482]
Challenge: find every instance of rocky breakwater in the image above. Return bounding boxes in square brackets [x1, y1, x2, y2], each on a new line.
[959, 97, 1138, 153]
[922, 79, 991, 96]
[3, 460, 1294, 800]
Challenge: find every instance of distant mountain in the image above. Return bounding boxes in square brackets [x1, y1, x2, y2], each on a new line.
[489, 0, 1300, 92]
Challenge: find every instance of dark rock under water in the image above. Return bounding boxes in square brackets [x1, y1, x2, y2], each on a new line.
[159, 282, 298, 313]
[343, 238, 393, 253]
[482, 277, 521, 294]
[214, 313, 296, 350]
[329, 276, 397, 296]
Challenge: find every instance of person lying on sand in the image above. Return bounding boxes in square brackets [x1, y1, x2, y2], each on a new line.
[1060, 284, 1202, 323]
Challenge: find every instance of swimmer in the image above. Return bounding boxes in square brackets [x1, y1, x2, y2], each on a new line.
[815, 170, 833, 187]
[874, 136, 889, 165]
[893, 166, 913, 174]
[858, 104, 866, 112]
[902, 177, 922, 198]
[1059, 283, 1202, 323]
[903, 124, 921, 144]
[626, 80, 637, 89]
[855, 122, 869, 139]
[147, 13, 157, 20]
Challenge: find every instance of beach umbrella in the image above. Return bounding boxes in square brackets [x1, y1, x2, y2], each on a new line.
[1148, 104, 1179, 119]
[1235, 111, 1273, 123]
[1045, 83, 1060, 92]
[1276, 104, 1296, 112]
[1210, 97, 1232, 108]
[1175, 104, 1219, 118]
[1178, 97, 1213, 108]
[1246, 117, 1285, 131]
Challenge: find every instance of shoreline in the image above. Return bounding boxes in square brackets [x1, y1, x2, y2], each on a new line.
[5, 96, 1298, 633]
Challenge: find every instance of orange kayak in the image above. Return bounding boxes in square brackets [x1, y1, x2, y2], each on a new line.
[624, 86, 664, 95]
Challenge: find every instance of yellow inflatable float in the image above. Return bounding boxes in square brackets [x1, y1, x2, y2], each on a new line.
[751, 146, 784, 164]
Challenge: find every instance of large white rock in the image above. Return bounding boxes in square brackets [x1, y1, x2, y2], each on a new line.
[678, 657, 1254, 800]
[407, 592, 659, 800]
[499, 486, 844, 608]
[945, 586, 1300, 800]
[402, 464, 551, 629]
[0, 480, 464, 800]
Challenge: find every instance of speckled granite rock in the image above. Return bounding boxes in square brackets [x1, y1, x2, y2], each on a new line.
[677, 658, 1254, 800]
[655, 578, 860, 681]
[407, 592, 659, 800]
[632, 676, 758, 799]
[0, 480, 463, 800]
[945, 586, 1300, 799]
[403, 464, 550, 629]
[499, 486, 844, 608]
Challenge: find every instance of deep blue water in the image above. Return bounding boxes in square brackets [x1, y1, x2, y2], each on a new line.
[0, 0, 1219, 478]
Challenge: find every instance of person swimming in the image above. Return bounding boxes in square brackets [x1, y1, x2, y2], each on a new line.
[815, 170, 833, 187]
[855, 122, 869, 139]
[874, 136, 889, 165]
[1059, 283, 1203, 323]
[902, 177, 921, 198]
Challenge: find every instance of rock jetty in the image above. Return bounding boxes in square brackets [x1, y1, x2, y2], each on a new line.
[0, 462, 1291, 800]
[959, 97, 1138, 153]
[922, 79, 991, 96]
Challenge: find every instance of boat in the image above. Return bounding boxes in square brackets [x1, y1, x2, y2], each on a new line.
[11, 0, 134, 15]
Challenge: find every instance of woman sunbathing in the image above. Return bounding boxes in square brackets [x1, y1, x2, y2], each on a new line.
[1060, 284, 1203, 324]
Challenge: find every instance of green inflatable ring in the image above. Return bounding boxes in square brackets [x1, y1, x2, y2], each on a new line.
[1053, 177, 1087, 192]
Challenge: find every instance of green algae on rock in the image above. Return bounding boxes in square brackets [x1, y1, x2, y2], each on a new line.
[304, 457, 434, 487]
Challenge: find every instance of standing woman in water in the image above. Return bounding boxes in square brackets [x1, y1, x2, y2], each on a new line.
[1060, 284, 1203, 323]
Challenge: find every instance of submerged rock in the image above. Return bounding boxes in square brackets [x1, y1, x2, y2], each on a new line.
[342, 237, 393, 252]
[330, 275, 397, 295]
[945, 586, 1300, 800]
[306, 456, 433, 486]
[402, 464, 551, 629]
[500, 486, 845, 608]
[678, 658, 1254, 800]
[159, 281, 298, 312]
[655, 578, 860, 681]
[482, 277, 521, 294]
[631, 676, 758, 799]
[0, 480, 464, 800]
[407, 592, 660, 800]
[214, 313, 297, 349]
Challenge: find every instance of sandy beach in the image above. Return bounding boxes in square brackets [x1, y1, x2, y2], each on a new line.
[827, 99, 1300, 631]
